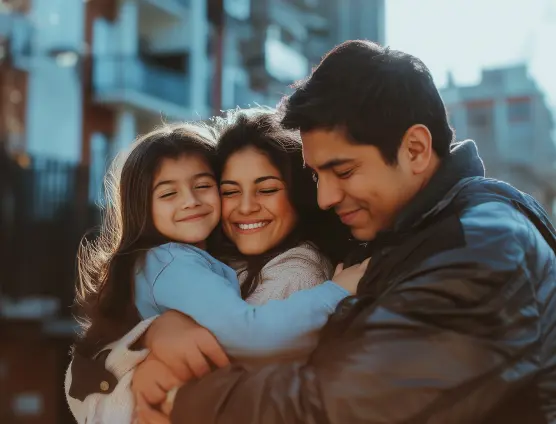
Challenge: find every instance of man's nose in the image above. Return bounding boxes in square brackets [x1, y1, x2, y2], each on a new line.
[317, 178, 344, 210]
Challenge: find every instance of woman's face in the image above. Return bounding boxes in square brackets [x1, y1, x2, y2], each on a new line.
[220, 146, 298, 255]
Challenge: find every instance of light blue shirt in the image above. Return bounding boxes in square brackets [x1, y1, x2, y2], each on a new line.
[134, 243, 348, 359]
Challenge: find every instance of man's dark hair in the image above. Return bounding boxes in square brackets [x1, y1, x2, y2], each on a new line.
[279, 40, 454, 163]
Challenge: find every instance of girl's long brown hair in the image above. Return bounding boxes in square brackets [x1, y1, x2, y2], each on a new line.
[74, 123, 218, 357]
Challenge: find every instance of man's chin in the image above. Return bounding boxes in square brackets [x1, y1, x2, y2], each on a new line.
[350, 226, 377, 242]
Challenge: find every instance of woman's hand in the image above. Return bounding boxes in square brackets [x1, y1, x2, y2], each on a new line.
[132, 354, 185, 407]
[331, 257, 371, 294]
[134, 312, 230, 423]
[145, 310, 230, 380]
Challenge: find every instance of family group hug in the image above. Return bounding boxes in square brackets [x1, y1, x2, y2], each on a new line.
[64, 40, 556, 424]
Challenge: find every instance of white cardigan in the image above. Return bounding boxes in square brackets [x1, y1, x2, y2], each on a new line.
[65, 243, 332, 424]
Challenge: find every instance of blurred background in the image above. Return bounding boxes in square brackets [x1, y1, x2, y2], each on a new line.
[0, 0, 554, 422]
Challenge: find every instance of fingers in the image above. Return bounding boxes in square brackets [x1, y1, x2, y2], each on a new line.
[135, 390, 172, 424]
[135, 393, 171, 424]
[137, 382, 166, 405]
[359, 257, 371, 269]
[197, 333, 230, 369]
[164, 356, 194, 382]
[161, 399, 174, 417]
[140, 409, 171, 424]
[132, 359, 181, 405]
[161, 386, 178, 415]
[155, 363, 182, 391]
[334, 262, 344, 276]
[180, 343, 211, 378]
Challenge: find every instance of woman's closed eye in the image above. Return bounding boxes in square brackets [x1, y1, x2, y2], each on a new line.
[221, 189, 240, 197]
[258, 187, 280, 195]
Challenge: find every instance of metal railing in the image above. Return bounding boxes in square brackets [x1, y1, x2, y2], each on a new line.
[0, 153, 100, 315]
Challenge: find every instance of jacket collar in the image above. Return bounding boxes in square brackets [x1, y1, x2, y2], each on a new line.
[366, 140, 485, 249]
[394, 140, 485, 231]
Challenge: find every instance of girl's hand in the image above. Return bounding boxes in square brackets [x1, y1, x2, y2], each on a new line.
[331, 257, 371, 294]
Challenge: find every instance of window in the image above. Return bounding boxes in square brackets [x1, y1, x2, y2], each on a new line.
[507, 97, 531, 123]
[466, 102, 493, 129]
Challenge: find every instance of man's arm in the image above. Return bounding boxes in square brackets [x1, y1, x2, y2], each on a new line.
[171, 268, 537, 424]
[169, 204, 542, 424]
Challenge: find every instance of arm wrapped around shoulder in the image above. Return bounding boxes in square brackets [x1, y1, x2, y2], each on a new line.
[168, 202, 552, 424]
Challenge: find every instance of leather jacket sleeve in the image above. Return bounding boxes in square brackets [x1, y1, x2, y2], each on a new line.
[170, 202, 550, 424]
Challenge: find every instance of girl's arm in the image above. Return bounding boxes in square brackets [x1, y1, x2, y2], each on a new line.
[141, 245, 349, 359]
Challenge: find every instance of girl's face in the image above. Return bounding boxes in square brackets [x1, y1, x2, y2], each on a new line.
[220, 146, 298, 255]
[152, 154, 220, 249]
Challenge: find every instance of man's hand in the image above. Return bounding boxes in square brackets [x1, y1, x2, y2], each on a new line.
[145, 310, 230, 380]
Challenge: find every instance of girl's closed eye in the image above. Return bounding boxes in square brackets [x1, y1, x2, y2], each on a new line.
[195, 182, 215, 190]
[159, 191, 176, 199]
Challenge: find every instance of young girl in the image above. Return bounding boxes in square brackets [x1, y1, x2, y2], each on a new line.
[67, 123, 364, 423]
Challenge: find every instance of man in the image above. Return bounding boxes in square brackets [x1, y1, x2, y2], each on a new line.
[76, 40, 556, 423]
[162, 40, 556, 423]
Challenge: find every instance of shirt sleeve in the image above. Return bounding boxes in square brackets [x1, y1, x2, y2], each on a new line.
[144, 245, 349, 359]
[249, 246, 332, 303]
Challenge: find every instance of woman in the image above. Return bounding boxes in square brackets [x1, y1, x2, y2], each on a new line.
[213, 107, 350, 302]
[65, 108, 360, 423]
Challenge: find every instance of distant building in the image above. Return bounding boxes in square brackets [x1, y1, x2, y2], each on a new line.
[217, 0, 386, 110]
[441, 65, 556, 216]
[1, 0, 211, 208]
[1, 0, 386, 162]
[1, 2, 210, 422]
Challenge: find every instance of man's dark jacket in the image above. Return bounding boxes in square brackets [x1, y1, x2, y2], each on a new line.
[171, 140, 556, 424]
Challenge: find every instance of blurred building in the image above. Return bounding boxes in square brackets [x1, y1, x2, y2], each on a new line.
[441, 64, 556, 217]
[1, 1, 385, 423]
[217, 0, 386, 110]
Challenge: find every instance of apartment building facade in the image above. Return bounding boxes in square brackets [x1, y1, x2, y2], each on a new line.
[441, 65, 556, 216]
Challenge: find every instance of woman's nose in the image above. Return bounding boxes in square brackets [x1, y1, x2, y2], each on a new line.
[238, 193, 261, 214]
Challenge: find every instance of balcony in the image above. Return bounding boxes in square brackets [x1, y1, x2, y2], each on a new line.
[139, 0, 190, 20]
[0, 10, 32, 70]
[93, 56, 193, 119]
[264, 33, 308, 83]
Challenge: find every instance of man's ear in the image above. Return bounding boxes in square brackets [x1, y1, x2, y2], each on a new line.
[400, 124, 433, 175]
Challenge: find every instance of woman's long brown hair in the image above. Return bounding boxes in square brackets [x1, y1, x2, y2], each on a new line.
[212, 108, 351, 299]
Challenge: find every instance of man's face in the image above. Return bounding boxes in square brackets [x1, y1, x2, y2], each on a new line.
[301, 128, 428, 241]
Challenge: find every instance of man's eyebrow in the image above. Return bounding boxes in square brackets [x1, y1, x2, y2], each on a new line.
[306, 158, 356, 171]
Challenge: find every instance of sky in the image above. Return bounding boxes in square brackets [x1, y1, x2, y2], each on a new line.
[386, 0, 556, 116]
